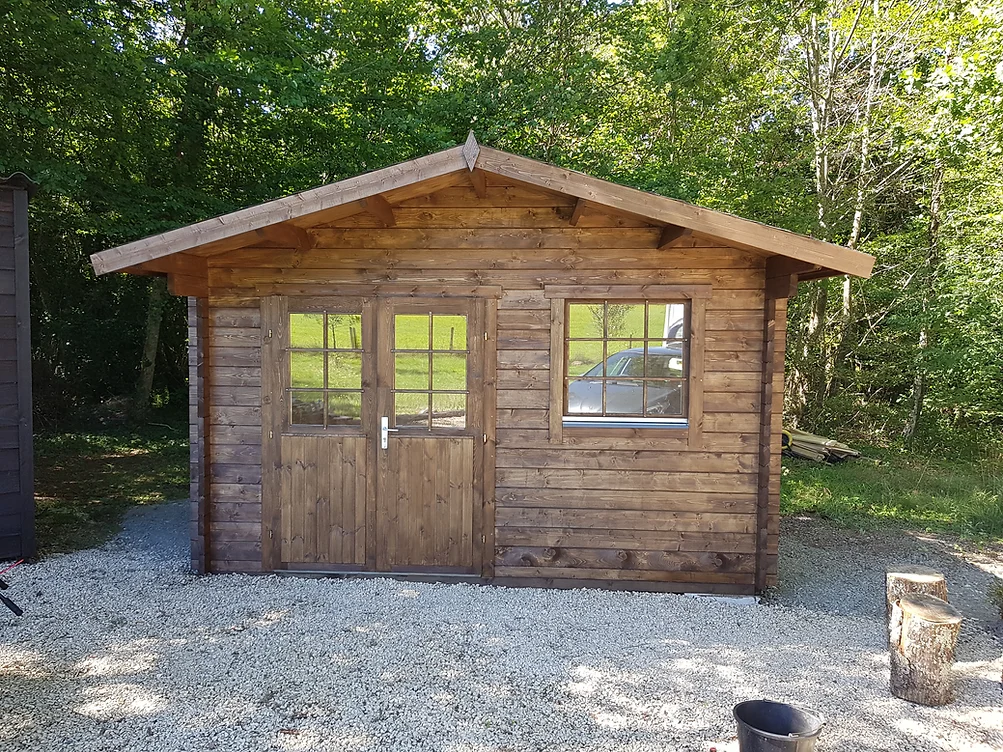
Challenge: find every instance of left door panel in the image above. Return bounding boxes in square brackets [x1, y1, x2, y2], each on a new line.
[261, 296, 374, 570]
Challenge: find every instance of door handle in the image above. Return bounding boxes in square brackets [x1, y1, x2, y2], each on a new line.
[380, 417, 399, 449]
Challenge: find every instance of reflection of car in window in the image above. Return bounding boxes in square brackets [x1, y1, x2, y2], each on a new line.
[568, 345, 685, 417]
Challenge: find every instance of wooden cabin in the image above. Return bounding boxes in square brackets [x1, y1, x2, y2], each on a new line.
[90, 136, 873, 593]
[0, 174, 36, 561]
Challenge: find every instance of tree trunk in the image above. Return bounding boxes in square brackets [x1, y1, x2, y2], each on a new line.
[134, 276, 167, 415]
[889, 593, 962, 706]
[903, 164, 943, 443]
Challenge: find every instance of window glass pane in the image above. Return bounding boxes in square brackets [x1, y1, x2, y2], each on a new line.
[567, 340, 605, 376]
[291, 391, 324, 425]
[566, 378, 601, 415]
[327, 392, 362, 426]
[290, 352, 324, 388]
[608, 303, 644, 342]
[395, 353, 429, 390]
[328, 352, 361, 389]
[646, 343, 686, 378]
[568, 303, 602, 339]
[328, 313, 362, 350]
[290, 314, 324, 348]
[395, 392, 429, 427]
[395, 314, 429, 350]
[608, 350, 645, 378]
[645, 380, 685, 417]
[432, 315, 466, 351]
[563, 299, 690, 421]
[431, 393, 466, 428]
[648, 303, 687, 340]
[603, 379, 644, 415]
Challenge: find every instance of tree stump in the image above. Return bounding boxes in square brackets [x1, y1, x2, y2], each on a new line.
[889, 593, 963, 706]
[886, 566, 948, 620]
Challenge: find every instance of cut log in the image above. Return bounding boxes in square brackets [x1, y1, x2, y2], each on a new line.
[889, 593, 963, 706]
[886, 566, 948, 620]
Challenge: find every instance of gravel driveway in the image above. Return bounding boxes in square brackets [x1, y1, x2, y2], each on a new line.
[1, 503, 1000, 752]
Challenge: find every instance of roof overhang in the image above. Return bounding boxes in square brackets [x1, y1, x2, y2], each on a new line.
[90, 133, 874, 280]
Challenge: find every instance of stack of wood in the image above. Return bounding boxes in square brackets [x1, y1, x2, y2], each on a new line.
[781, 428, 861, 463]
[885, 566, 963, 706]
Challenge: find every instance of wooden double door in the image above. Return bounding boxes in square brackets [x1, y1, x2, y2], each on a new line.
[261, 294, 488, 575]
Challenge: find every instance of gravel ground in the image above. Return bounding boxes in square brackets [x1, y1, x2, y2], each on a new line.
[1, 503, 1000, 752]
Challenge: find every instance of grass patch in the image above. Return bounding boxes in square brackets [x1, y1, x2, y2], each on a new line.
[34, 423, 188, 556]
[781, 446, 1003, 541]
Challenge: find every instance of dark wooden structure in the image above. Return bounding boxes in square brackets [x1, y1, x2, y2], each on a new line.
[91, 136, 873, 593]
[0, 174, 36, 561]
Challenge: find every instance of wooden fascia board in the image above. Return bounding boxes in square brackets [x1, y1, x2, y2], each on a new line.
[90, 145, 469, 275]
[475, 146, 875, 279]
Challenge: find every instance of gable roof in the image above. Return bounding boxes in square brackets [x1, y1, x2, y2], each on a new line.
[90, 134, 874, 278]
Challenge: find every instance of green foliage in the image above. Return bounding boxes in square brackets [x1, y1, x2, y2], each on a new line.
[34, 422, 188, 554]
[781, 450, 1003, 541]
[0, 0, 1000, 458]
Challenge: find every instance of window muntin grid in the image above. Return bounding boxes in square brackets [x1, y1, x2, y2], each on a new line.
[288, 312, 364, 427]
[392, 313, 468, 430]
[564, 300, 689, 421]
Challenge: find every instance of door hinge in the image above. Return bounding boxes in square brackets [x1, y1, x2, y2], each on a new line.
[483, 433, 487, 444]
[268, 328, 273, 338]
[481, 534, 486, 544]
[269, 430, 274, 439]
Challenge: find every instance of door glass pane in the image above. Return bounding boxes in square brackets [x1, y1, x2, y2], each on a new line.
[328, 352, 362, 389]
[432, 393, 466, 428]
[432, 315, 467, 351]
[290, 314, 324, 348]
[291, 391, 324, 425]
[290, 352, 324, 388]
[395, 353, 429, 390]
[431, 353, 466, 390]
[567, 339, 604, 376]
[568, 303, 601, 339]
[328, 314, 362, 350]
[395, 314, 429, 350]
[327, 392, 362, 426]
[395, 392, 429, 427]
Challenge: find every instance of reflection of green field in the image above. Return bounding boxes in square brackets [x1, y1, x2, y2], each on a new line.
[288, 312, 467, 392]
[567, 303, 684, 376]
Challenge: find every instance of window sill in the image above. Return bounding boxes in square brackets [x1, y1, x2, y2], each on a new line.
[562, 418, 688, 430]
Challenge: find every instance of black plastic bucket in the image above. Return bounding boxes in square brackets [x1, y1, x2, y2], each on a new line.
[733, 700, 824, 752]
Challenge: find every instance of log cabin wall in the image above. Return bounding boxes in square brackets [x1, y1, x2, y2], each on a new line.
[196, 177, 786, 590]
[0, 180, 34, 561]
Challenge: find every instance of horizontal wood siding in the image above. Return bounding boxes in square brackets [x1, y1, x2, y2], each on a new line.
[0, 186, 33, 561]
[204, 304, 263, 572]
[202, 178, 780, 591]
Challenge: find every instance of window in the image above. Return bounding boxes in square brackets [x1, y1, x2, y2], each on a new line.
[564, 300, 689, 425]
[393, 313, 468, 430]
[288, 312, 363, 427]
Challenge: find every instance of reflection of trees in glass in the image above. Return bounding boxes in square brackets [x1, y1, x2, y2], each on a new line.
[328, 314, 362, 349]
[587, 303, 630, 338]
